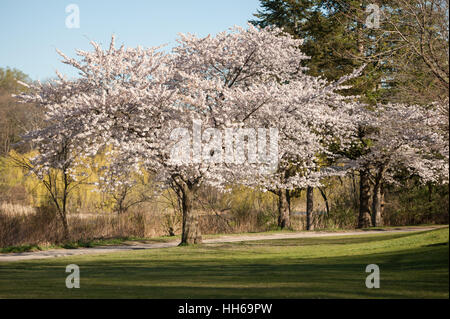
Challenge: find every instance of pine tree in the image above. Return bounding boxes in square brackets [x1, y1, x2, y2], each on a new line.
[251, 0, 386, 103]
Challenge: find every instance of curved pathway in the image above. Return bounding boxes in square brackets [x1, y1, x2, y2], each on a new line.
[0, 226, 446, 262]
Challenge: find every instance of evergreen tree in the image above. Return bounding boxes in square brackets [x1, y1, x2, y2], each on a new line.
[251, 0, 387, 103]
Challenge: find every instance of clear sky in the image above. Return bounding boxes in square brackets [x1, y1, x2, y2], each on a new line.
[0, 0, 262, 81]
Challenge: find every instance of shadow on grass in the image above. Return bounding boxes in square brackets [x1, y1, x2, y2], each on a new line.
[0, 242, 447, 299]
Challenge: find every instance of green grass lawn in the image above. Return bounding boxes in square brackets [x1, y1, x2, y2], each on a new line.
[1, 225, 445, 254]
[0, 228, 448, 298]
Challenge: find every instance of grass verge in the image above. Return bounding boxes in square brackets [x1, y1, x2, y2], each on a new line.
[0, 227, 448, 298]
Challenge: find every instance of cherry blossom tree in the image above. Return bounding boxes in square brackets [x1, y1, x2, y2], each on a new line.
[172, 24, 368, 231]
[15, 25, 367, 243]
[17, 31, 278, 244]
[16, 23, 448, 243]
[163, 24, 312, 241]
[354, 102, 449, 227]
[237, 66, 364, 228]
[13, 75, 97, 239]
[14, 37, 175, 240]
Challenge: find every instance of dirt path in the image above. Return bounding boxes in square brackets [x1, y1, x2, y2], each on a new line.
[0, 226, 446, 262]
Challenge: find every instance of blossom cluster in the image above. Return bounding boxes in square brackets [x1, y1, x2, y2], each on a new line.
[15, 24, 447, 195]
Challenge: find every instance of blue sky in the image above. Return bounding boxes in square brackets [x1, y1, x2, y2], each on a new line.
[0, 0, 261, 81]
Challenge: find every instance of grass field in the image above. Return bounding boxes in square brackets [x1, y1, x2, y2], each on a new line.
[0, 228, 448, 298]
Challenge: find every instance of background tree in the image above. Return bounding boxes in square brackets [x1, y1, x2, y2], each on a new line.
[252, 0, 449, 227]
[251, 0, 384, 228]
[0, 67, 42, 156]
[169, 24, 319, 237]
[13, 75, 96, 240]
[251, 0, 387, 101]
[356, 103, 449, 226]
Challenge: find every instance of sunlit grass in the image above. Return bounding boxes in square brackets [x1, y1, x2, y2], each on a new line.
[0, 228, 448, 298]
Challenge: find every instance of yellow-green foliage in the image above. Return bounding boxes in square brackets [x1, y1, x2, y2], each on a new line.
[0, 150, 47, 206]
[0, 150, 131, 213]
[0, 149, 196, 215]
[224, 184, 277, 216]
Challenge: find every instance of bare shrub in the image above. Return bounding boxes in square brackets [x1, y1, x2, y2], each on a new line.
[0, 204, 61, 247]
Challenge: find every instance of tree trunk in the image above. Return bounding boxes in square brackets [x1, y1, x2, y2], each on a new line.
[286, 190, 291, 218]
[180, 182, 202, 245]
[380, 185, 385, 225]
[351, 173, 359, 209]
[318, 187, 329, 216]
[427, 182, 433, 202]
[61, 172, 70, 241]
[60, 214, 69, 241]
[371, 175, 384, 227]
[306, 186, 314, 230]
[56, 206, 69, 242]
[358, 169, 372, 228]
[277, 189, 291, 229]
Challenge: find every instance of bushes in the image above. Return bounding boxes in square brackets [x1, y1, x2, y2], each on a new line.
[0, 205, 164, 247]
[0, 174, 448, 249]
[383, 183, 449, 226]
[198, 186, 279, 234]
[0, 187, 278, 248]
[0, 205, 61, 247]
